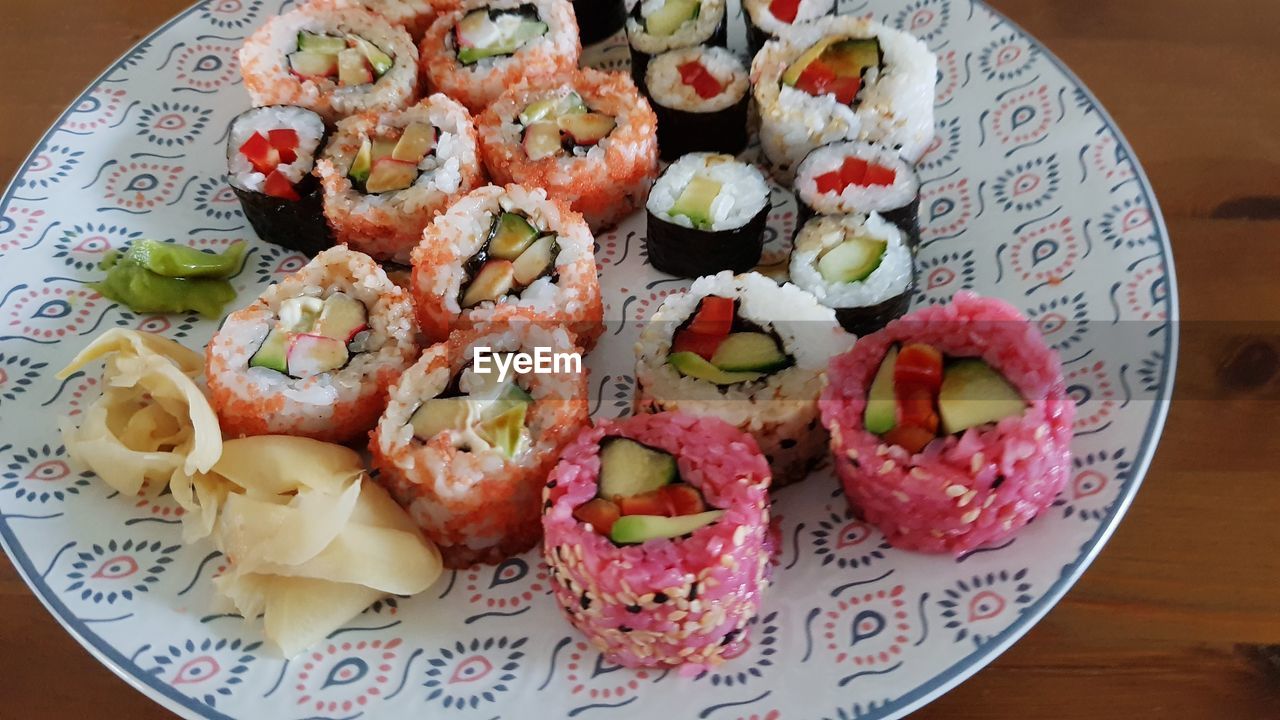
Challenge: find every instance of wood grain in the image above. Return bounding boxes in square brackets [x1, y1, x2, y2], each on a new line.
[3, 1, 1279, 718]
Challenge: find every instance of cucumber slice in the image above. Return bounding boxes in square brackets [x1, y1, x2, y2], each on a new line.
[824, 38, 881, 78]
[669, 175, 722, 230]
[297, 32, 347, 54]
[410, 398, 470, 440]
[477, 402, 528, 457]
[598, 438, 677, 499]
[556, 91, 588, 116]
[249, 329, 290, 372]
[610, 510, 724, 545]
[645, 0, 700, 36]
[288, 50, 339, 79]
[937, 359, 1026, 434]
[863, 345, 898, 434]
[709, 332, 791, 373]
[817, 236, 887, 284]
[518, 98, 559, 125]
[351, 35, 394, 77]
[349, 138, 373, 184]
[488, 213, 540, 260]
[668, 352, 765, 385]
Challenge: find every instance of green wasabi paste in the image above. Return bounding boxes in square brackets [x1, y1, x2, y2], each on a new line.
[90, 240, 245, 318]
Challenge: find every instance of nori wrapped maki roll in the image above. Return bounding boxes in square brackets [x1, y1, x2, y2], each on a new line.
[793, 140, 922, 251]
[226, 106, 334, 256]
[625, 0, 727, 95]
[645, 153, 770, 278]
[788, 212, 915, 336]
[572, 0, 628, 45]
[742, 0, 836, 59]
[645, 46, 749, 161]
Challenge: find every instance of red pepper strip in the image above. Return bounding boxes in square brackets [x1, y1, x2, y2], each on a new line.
[686, 296, 734, 337]
[896, 385, 939, 434]
[895, 343, 944, 393]
[661, 484, 706, 516]
[672, 329, 725, 361]
[573, 498, 621, 535]
[839, 157, 869, 186]
[618, 490, 669, 517]
[768, 0, 801, 23]
[239, 131, 280, 174]
[678, 60, 725, 100]
[268, 128, 300, 151]
[263, 170, 301, 201]
[814, 170, 843, 194]
[863, 163, 897, 186]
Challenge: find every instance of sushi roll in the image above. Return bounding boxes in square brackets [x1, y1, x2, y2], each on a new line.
[371, 316, 590, 567]
[226, 106, 334, 256]
[634, 272, 854, 488]
[205, 247, 418, 444]
[240, 1, 419, 124]
[751, 16, 936, 182]
[419, 0, 581, 114]
[645, 46, 749, 161]
[542, 411, 772, 668]
[789, 213, 915, 336]
[645, 153, 770, 278]
[336, 0, 457, 41]
[820, 292, 1075, 554]
[625, 0, 727, 94]
[477, 69, 658, 233]
[316, 94, 485, 263]
[572, 0, 627, 45]
[410, 184, 604, 348]
[742, 0, 835, 59]
[794, 140, 921, 249]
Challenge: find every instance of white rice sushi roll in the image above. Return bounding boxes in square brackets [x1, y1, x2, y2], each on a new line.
[794, 140, 921, 249]
[240, 1, 420, 124]
[645, 153, 771, 278]
[626, 0, 727, 93]
[316, 94, 484, 263]
[645, 46, 750, 161]
[205, 247, 419, 444]
[751, 16, 936, 183]
[742, 0, 835, 58]
[634, 271, 854, 488]
[789, 213, 915, 335]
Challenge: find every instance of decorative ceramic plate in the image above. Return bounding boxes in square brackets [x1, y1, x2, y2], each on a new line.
[0, 0, 1175, 717]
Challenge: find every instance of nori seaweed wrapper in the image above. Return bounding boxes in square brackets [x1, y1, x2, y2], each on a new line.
[833, 278, 915, 336]
[646, 202, 767, 278]
[574, 0, 628, 45]
[231, 174, 334, 257]
[628, 5, 728, 96]
[653, 92, 749, 161]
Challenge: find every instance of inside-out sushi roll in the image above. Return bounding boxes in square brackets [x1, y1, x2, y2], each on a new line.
[240, 2, 419, 124]
[420, 0, 581, 113]
[645, 153, 770, 278]
[820, 292, 1075, 554]
[625, 0, 727, 93]
[205, 247, 418, 444]
[316, 94, 484, 263]
[226, 106, 334, 256]
[477, 69, 658, 233]
[794, 140, 921, 248]
[634, 271, 854, 488]
[572, 0, 627, 45]
[751, 16, 936, 182]
[410, 183, 604, 348]
[742, 0, 835, 58]
[542, 411, 772, 668]
[371, 317, 589, 567]
[336, 0, 456, 41]
[645, 46, 750, 161]
[789, 213, 915, 335]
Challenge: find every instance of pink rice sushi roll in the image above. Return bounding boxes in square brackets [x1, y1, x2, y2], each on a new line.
[542, 412, 772, 668]
[819, 292, 1075, 554]
[316, 94, 485, 263]
[240, 1, 420, 125]
[419, 0, 581, 114]
[205, 247, 419, 443]
[477, 68, 660, 233]
[371, 315, 590, 567]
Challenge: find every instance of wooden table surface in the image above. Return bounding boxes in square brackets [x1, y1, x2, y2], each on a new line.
[2, 0, 1279, 717]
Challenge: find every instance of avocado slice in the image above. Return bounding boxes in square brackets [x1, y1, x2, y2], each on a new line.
[349, 138, 373, 184]
[337, 47, 374, 86]
[645, 0, 700, 36]
[669, 175, 722, 230]
[410, 398, 470, 440]
[461, 260, 515, 308]
[863, 345, 898, 434]
[610, 510, 725, 545]
[668, 352, 765, 385]
[489, 213, 540, 260]
[315, 292, 368, 342]
[598, 438, 677, 499]
[823, 38, 881, 78]
[351, 35, 394, 77]
[278, 295, 324, 333]
[817, 236, 887, 284]
[709, 332, 791, 373]
[456, 12, 549, 64]
[518, 99, 558, 126]
[288, 50, 340, 79]
[511, 236, 558, 286]
[937, 359, 1027, 434]
[782, 37, 837, 86]
[477, 402, 528, 457]
[392, 122, 436, 163]
[521, 121, 563, 161]
[297, 32, 347, 54]
[249, 329, 290, 373]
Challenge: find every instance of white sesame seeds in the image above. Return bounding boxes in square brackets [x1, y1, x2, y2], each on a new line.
[983, 494, 997, 509]
[958, 490, 977, 507]
[879, 460, 896, 475]
[732, 526, 747, 546]
[1034, 425, 1048, 440]
[961, 509, 980, 524]
[945, 484, 967, 498]
[893, 491, 910, 503]
[846, 448, 859, 461]
[970, 453, 985, 473]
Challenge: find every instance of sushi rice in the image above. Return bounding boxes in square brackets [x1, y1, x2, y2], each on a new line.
[336, 0, 457, 40]
[790, 213, 913, 310]
[646, 152, 769, 232]
[645, 46, 748, 114]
